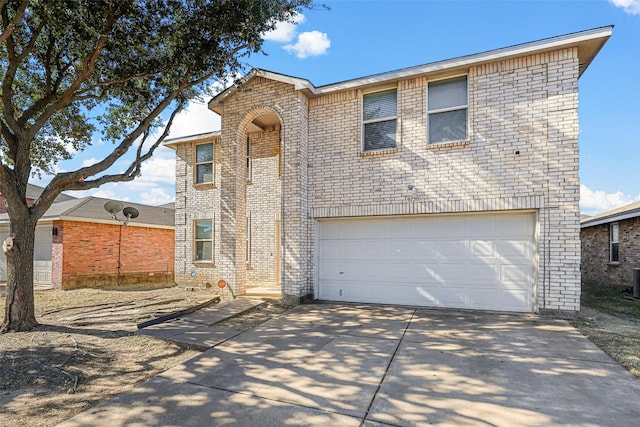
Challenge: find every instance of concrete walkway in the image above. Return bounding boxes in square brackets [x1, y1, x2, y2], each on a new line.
[60, 304, 640, 426]
[136, 297, 266, 350]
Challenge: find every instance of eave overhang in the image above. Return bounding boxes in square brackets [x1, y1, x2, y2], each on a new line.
[208, 26, 612, 115]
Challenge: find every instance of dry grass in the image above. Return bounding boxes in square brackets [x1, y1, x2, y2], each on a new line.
[571, 283, 640, 378]
[0, 287, 217, 427]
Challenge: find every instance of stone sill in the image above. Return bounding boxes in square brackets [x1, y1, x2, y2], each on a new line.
[194, 183, 216, 190]
[361, 148, 398, 157]
[427, 140, 469, 150]
[193, 262, 215, 268]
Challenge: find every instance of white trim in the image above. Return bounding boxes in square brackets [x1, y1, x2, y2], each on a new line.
[195, 141, 215, 184]
[610, 222, 620, 264]
[361, 88, 398, 153]
[208, 27, 612, 111]
[581, 210, 640, 228]
[164, 131, 220, 148]
[313, 26, 612, 94]
[11, 217, 176, 230]
[426, 75, 469, 145]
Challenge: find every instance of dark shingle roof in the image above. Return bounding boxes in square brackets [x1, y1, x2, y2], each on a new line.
[0, 196, 174, 228]
[581, 200, 640, 228]
[24, 183, 76, 202]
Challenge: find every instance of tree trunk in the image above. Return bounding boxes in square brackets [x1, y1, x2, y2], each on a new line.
[1, 216, 37, 332]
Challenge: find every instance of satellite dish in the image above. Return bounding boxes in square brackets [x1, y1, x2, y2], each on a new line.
[123, 207, 139, 219]
[104, 201, 124, 215]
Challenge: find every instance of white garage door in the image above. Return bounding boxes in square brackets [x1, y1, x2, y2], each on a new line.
[34, 226, 52, 285]
[0, 225, 52, 284]
[317, 212, 536, 312]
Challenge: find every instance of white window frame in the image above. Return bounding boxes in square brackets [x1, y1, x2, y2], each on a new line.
[610, 222, 619, 263]
[195, 142, 214, 184]
[194, 218, 214, 263]
[427, 75, 468, 145]
[362, 87, 398, 153]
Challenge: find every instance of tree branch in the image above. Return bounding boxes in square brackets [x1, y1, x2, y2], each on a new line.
[14, 19, 44, 63]
[25, 6, 119, 142]
[0, 0, 27, 45]
[55, 106, 182, 193]
[1, 3, 20, 133]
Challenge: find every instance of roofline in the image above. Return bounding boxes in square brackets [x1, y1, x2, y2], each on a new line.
[208, 25, 612, 114]
[0, 216, 175, 229]
[208, 69, 315, 113]
[581, 208, 640, 228]
[164, 131, 220, 149]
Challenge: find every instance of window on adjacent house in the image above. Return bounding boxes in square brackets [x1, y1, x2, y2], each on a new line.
[194, 219, 213, 262]
[363, 88, 397, 152]
[195, 143, 214, 184]
[427, 76, 468, 144]
[610, 222, 619, 263]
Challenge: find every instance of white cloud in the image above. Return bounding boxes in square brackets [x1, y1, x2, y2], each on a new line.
[284, 31, 331, 59]
[167, 100, 221, 139]
[262, 13, 305, 42]
[139, 187, 172, 206]
[67, 186, 130, 202]
[580, 184, 640, 215]
[81, 157, 99, 167]
[609, 0, 640, 14]
[138, 150, 175, 185]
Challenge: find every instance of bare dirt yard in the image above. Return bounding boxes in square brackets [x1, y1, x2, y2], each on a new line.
[1, 283, 639, 426]
[0, 286, 287, 427]
[570, 283, 640, 378]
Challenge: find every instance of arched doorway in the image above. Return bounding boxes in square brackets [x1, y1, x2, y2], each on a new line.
[243, 111, 282, 294]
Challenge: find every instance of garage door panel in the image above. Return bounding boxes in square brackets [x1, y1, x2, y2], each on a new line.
[437, 241, 471, 259]
[500, 264, 534, 285]
[317, 212, 535, 312]
[464, 216, 497, 237]
[435, 217, 468, 237]
[496, 215, 535, 237]
[341, 240, 364, 258]
[469, 240, 495, 258]
[496, 240, 533, 261]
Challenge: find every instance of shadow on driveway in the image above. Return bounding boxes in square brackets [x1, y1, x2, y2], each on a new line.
[59, 304, 640, 426]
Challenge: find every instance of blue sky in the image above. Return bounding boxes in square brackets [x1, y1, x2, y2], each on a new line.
[36, 0, 640, 215]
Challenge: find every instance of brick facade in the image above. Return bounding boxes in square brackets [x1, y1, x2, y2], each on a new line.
[170, 29, 611, 312]
[52, 220, 174, 290]
[581, 217, 640, 288]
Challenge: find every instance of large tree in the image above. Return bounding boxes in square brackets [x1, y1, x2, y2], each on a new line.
[0, 0, 312, 332]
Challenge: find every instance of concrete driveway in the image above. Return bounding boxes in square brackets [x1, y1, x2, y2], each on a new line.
[60, 304, 640, 426]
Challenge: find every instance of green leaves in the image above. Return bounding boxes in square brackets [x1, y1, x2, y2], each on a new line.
[0, 0, 312, 176]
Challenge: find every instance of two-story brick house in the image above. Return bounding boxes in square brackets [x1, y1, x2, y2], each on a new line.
[167, 27, 612, 314]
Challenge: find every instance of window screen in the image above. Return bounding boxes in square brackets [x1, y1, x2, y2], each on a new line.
[428, 77, 468, 144]
[195, 143, 214, 184]
[363, 89, 397, 151]
[610, 223, 619, 263]
[194, 219, 213, 261]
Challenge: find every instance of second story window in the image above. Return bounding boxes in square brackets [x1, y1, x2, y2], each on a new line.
[195, 143, 214, 184]
[428, 76, 468, 144]
[363, 88, 397, 152]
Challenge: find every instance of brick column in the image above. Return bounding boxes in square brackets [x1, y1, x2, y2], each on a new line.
[219, 117, 247, 296]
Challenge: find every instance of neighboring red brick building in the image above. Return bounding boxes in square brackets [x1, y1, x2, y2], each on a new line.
[0, 195, 175, 290]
